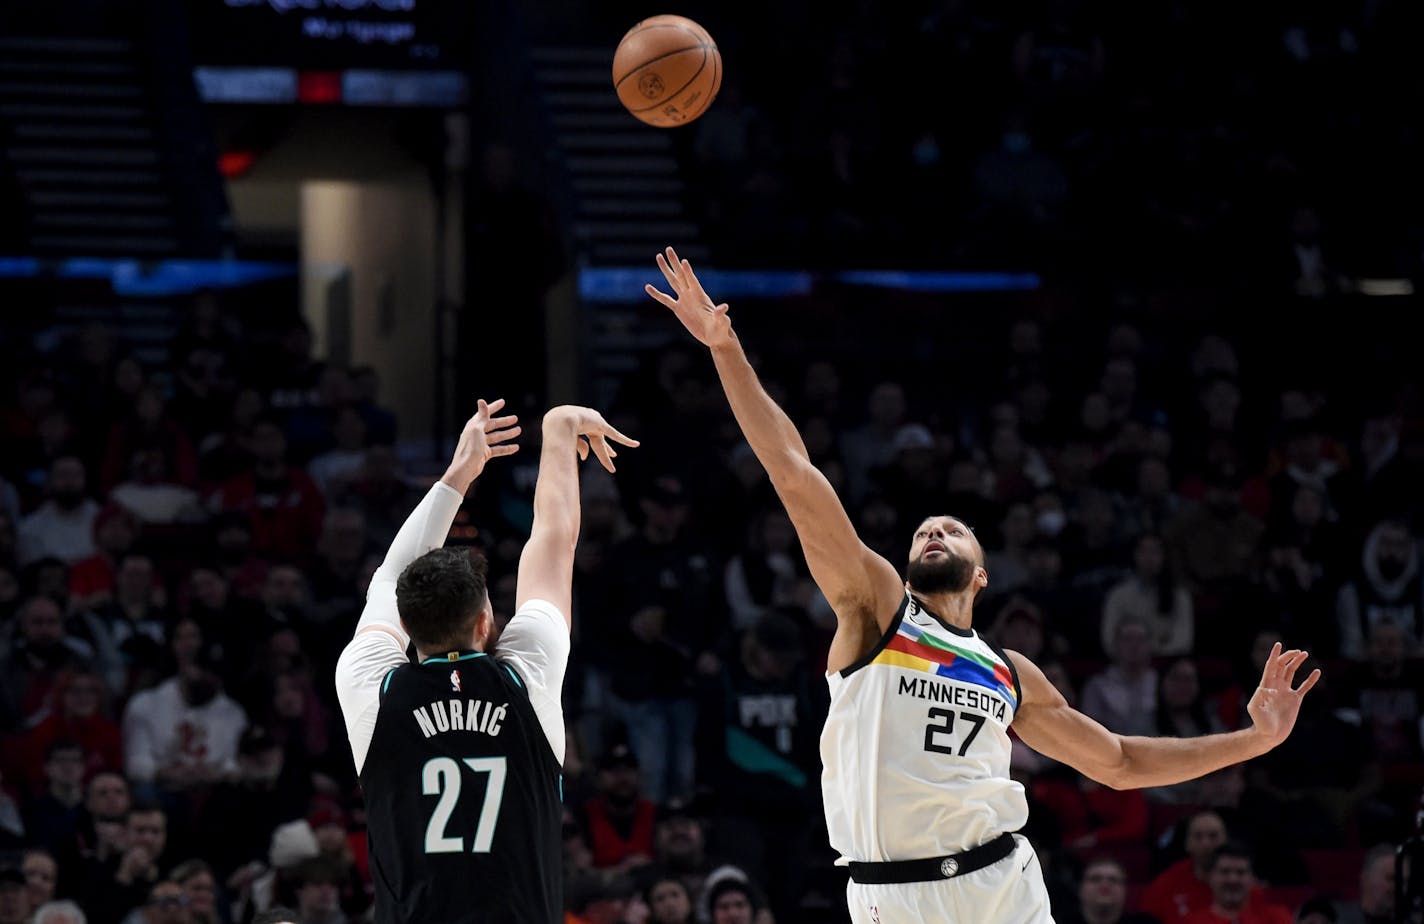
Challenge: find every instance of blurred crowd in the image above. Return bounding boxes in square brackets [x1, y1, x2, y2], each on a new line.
[669, 0, 1424, 288]
[1, 275, 1420, 924]
[0, 2, 1421, 922]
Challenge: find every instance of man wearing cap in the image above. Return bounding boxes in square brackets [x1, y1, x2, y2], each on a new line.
[564, 871, 635, 924]
[643, 796, 749, 908]
[579, 744, 657, 872]
[191, 725, 309, 888]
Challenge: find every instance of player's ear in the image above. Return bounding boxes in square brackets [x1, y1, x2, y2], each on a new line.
[976, 567, 989, 590]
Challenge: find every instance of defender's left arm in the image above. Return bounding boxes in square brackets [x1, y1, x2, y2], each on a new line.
[1009, 643, 1319, 790]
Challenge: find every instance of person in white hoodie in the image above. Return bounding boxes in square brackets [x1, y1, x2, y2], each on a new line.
[121, 653, 247, 801]
[1336, 517, 1424, 659]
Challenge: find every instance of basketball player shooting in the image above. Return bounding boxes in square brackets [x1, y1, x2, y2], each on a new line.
[335, 399, 637, 923]
[645, 248, 1320, 924]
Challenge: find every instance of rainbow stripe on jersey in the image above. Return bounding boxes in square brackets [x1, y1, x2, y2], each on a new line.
[870, 620, 1018, 709]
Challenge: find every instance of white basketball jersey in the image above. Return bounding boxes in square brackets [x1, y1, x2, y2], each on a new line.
[821, 592, 1028, 862]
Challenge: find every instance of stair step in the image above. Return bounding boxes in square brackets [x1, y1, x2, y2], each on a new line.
[531, 46, 609, 65]
[30, 190, 168, 208]
[557, 131, 672, 151]
[9, 147, 160, 165]
[17, 168, 163, 186]
[581, 198, 682, 217]
[31, 235, 179, 253]
[576, 220, 699, 238]
[591, 242, 709, 262]
[566, 155, 678, 174]
[0, 81, 143, 99]
[535, 67, 612, 85]
[552, 111, 645, 130]
[0, 37, 132, 55]
[33, 213, 175, 230]
[544, 91, 622, 109]
[15, 123, 153, 142]
[573, 176, 685, 195]
[0, 60, 138, 77]
[0, 102, 145, 120]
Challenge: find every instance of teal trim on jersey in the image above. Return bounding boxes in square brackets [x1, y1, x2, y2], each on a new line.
[420, 651, 487, 665]
[503, 663, 524, 688]
[725, 726, 807, 789]
[381, 668, 398, 695]
[558, 774, 564, 803]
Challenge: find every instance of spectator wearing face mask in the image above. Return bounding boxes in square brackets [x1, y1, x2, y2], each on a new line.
[190, 725, 311, 887]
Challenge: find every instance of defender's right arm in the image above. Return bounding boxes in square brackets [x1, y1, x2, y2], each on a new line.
[646, 247, 903, 673]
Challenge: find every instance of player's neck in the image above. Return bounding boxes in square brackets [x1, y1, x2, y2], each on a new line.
[414, 643, 485, 662]
[909, 589, 975, 631]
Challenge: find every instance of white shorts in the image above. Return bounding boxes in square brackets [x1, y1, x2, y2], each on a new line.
[844, 835, 1054, 924]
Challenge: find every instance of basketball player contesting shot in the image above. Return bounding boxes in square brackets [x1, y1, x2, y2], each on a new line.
[645, 247, 1321, 924]
[334, 398, 637, 923]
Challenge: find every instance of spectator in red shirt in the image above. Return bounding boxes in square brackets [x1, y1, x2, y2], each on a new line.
[18, 670, 122, 790]
[1144, 810, 1232, 921]
[1182, 843, 1292, 924]
[67, 504, 141, 613]
[209, 421, 324, 565]
[580, 744, 656, 872]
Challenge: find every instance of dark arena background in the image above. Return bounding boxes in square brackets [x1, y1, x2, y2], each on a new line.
[1, 1, 1423, 923]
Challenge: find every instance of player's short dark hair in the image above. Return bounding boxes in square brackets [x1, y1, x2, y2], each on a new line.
[252, 907, 302, 924]
[396, 548, 489, 652]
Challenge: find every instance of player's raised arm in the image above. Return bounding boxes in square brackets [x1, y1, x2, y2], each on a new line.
[1009, 642, 1321, 789]
[645, 247, 904, 660]
[515, 405, 639, 621]
[499, 405, 636, 764]
[335, 398, 519, 773]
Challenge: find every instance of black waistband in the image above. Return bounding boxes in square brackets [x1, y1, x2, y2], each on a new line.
[847, 833, 1017, 885]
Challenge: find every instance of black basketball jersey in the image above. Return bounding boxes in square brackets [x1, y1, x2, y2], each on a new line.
[360, 650, 562, 923]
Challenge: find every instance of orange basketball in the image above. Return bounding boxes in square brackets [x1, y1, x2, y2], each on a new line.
[612, 14, 721, 128]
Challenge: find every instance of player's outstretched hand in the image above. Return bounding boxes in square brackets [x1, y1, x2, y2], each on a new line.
[1246, 642, 1322, 749]
[545, 405, 639, 473]
[645, 245, 734, 350]
[442, 398, 520, 491]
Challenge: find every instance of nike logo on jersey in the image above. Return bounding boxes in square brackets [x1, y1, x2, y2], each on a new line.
[906, 601, 933, 626]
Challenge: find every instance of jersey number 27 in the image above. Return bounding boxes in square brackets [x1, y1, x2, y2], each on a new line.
[923, 708, 985, 756]
[422, 757, 507, 854]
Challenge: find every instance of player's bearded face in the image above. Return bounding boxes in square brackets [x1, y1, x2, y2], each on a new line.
[906, 548, 976, 594]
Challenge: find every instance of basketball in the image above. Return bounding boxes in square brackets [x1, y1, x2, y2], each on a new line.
[612, 14, 721, 128]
